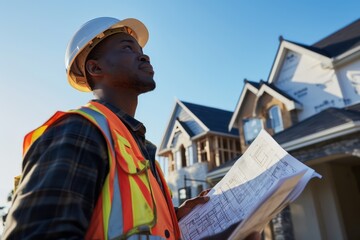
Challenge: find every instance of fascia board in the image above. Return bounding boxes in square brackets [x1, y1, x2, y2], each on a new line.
[332, 46, 360, 68]
[283, 41, 330, 62]
[268, 41, 331, 84]
[207, 165, 233, 180]
[257, 85, 302, 110]
[166, 121, 179, 149]
[281, 121, 360, 151]
[177, 100, 209, 132]
[190, 131, 208, 141]
[228, 83, 259, 131]
[158, 99, 179, 151]
[157, 147, 172, 156]
[207, 131, 240, 138]
[268, 41, 287, 84]
[190, 131, 239, 142]
[165, 120, 192, 149]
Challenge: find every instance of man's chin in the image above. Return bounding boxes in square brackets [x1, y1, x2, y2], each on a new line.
[138, 81, 156, 94]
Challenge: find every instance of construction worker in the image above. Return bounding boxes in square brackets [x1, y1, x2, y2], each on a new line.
[2, 17, 260, 240]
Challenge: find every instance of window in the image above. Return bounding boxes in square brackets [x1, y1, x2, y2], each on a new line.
[268, 106, 284, 133]
[243, 118, 263, 145]
[199, 140, 208, 162]
[178, 187, 191, 205]
[175, 145, 187, 169]
[217, 137, 241, 165]
[180, 145, 187, 167]
[187, 145, 194, 165]
[171, 131, 181, 148]
[158, 156, 169, 178]
[222, 138, 228, 148]
[175, 150, 182, 170]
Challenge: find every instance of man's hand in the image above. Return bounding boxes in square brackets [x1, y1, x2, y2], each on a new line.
[176, 189, 210, 220]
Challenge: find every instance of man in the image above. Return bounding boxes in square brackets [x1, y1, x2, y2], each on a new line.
[3, 17, 260, 240]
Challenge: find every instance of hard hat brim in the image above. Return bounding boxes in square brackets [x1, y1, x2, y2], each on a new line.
[111, 18, 149, 48]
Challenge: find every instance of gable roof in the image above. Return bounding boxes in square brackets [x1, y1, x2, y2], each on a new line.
[268, 19, 360, 84]
[229, 79, 302, 130]
[182, 101, 239, 135]
[176, 118, 194, 136]
[259, 80, 301, 104]
[228, 80, 259, 130]
[285, 39, 330, 57]
[274, 107, 360, 151]
[245, 79, 261, 88]
[281, 19, 360, 59]
[312, 18, 360, 58]
[158, 99, 239, 154]
[267, 39, 332, 84]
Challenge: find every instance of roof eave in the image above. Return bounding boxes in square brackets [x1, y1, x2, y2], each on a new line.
[190, 131, 239, 142]
[158, 99, 179, 152]
[257, 84, 303, 111]
[157, 147, 172, 156]
[207, 165, 234, 181]
[177, 100, 210, 132]
[229, 83, 259, 131]
[332, 45, 360, 68]
[280, 121, 360, 151]
[268, 41, 331, 84]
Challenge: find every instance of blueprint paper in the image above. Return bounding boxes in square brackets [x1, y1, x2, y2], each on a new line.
[179, 129, 321, 240]
[228, 171, 306, 240]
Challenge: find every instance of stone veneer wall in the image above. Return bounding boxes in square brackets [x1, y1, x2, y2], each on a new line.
[288, 132, 360, 162]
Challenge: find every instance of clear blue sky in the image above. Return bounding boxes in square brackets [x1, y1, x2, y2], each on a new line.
[1, 0, 359, 201]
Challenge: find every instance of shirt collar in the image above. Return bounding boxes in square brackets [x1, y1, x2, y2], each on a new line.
[92, 99, 146, 136]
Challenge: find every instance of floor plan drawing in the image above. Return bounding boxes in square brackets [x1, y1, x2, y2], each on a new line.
[179, 130, 321, 240]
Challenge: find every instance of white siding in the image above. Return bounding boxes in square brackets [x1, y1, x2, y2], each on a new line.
[335, 60, 360, 105]
[274, 50, 344, 121]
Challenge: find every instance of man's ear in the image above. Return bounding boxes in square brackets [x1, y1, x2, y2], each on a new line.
[85, 59, 102, 77]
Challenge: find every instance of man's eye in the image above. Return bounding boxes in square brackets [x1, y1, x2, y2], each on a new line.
[124, 46, 133, 50]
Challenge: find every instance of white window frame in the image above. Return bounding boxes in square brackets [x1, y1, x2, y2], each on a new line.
[268, 105, 284, 133]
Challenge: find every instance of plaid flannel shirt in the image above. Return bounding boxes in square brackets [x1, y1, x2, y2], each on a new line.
[2, 100, 160, 239]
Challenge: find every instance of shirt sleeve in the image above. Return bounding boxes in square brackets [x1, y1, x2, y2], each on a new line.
[2, 114, 109, 239]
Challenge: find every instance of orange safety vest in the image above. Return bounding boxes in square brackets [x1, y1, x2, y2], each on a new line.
[23, 101, 181, 240]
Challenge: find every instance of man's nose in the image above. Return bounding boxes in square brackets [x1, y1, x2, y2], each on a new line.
[139, 54, 150, 63]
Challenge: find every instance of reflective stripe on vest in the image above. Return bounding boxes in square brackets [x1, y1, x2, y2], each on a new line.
[23, 101, 180, 240]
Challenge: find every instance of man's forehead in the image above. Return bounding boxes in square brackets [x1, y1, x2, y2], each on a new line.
[106, 32, 141, 46]
[94, 32, 143, 55]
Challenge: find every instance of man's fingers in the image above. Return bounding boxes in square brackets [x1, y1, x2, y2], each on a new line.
[199, 188, 211, 197]
[186, 196, 209, 207]
[177, 194, 211, 220]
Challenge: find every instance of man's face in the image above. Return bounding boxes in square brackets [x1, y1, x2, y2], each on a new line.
[95, 32, 155, 94]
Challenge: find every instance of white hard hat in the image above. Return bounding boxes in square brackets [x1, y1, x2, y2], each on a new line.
[65, 17, 149, 92]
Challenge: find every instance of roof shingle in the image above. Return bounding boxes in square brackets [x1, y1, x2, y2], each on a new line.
[274, 107, 360, 144]
[312, 18, 360, 57]
[181, 101, 239, 136]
